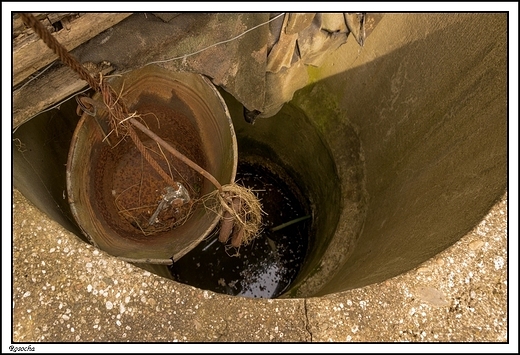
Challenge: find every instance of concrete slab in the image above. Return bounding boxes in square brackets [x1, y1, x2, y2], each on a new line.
[8, 189, 511, 349]
[306, 194, 508, 342]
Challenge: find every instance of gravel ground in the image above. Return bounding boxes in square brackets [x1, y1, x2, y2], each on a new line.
[7, 189, 515, 352]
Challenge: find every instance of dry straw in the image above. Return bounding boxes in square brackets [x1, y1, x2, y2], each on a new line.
[20, 12, 264, 252]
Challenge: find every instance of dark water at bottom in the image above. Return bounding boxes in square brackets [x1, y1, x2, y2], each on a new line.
[170, 159, 311, 298]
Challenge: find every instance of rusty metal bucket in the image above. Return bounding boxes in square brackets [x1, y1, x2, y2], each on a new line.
[66, 65, 237, 261]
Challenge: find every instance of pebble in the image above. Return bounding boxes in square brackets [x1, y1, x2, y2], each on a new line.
[494, 256, 504, 270]
[469, 240, 485, 251]
[415, 286, 449, 307]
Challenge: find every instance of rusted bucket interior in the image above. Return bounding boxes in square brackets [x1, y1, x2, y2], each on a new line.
[66, 65, 237, 261]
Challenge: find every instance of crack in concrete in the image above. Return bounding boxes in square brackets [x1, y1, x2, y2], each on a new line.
[303, 299, 313, 342]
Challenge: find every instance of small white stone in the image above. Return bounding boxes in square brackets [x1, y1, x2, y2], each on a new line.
[417, 266, 429, 273]
[494, 256, 505, 270]
[106, 301, 114, 310]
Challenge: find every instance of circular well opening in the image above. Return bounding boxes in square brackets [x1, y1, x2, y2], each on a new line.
[166, 91, 367, 298]
[13, 84, 367, 300]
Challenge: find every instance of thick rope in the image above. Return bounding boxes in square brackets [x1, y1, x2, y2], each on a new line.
[130, 118, 222, 191]
[125, 126, 180, 189]
[19, 13, 100, 91]
[19, 13, 179, 190]
[20, 13, 263, 249]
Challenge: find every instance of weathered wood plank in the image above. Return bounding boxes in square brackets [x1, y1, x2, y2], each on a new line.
[13, 13, 132, 86]
[13, 62, 114, 129]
